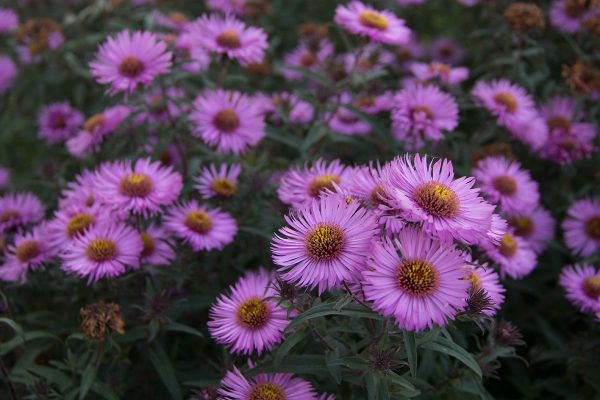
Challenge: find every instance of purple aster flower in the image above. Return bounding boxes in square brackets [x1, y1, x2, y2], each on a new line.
[94, 158, 182, 217]
[194, 163, 241, 199]
[462, 256, 505, 316]
[139, 224, 175, 266]
[208, 269, 291, 355]
[409, 62, 469, 85]
[151, 10, 189, 32]
[392, 40, 425, 70]
[430, 37, 464, 65]
[328, 93, 372, 136]
[471, 79, 537, 131]
[281, 40, 334, 81]
[506, 207, 555, 254]
[562, 198, 600, 257]
[1, 224, 54, 283]
[0, 192, 45, 232]
[59, 169, 100, 210]
[90, 30, 172, 95]
[362, 227, 469, 331]
[0, 167, 10, 190]
[0, 55, 17, 95]
[191, 89, 265, 154]
[277, 159, 352, 209]
[175, 31, 211, 73]
[38, 102, 84, 144]
[46, 204, 109, 249]
[334, 1, 411, 45]
[391, 83, 459, 149]
[66, 105, 131, 157]
[60, 221, 143, 284]
[0, 8, 18, 34]
[472, 156, 540, 215]
[381, 154, 496, 245]
[133, 87, 186, 124]
[481, 232, 537, 279]
[342, 43, 396, 75]
[15, 19, 63, 64]
[559, 264, 600, 314]
[163, 200, 237, 252]
[218, 366, 317, 400]
[549, 0, 590, 33]
[508, 114, 549, 151]
[272, 193, 378, 294]
[268, 92, 315, 125]
[189, 14, 268, 66]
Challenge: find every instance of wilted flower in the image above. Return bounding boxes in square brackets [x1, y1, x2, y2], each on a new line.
[80, 301, 125, 341]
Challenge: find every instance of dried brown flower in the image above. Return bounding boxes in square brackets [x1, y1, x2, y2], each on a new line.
[16, 18, 62, 55]
[503, 3, 545, 32]
[244, 0, 271, 18]
[80, 301, 125, 341]
[297, 22, 329, 40]
[562, 61, 600, 95]
[245, 60, 272, 76]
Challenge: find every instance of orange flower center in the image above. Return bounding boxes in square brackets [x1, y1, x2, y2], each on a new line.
[16, 240, 40, 263]
[119, 56, 145, 78]
[119, 173, 154, 198]
[492, 176, 517, 195]
[499, 234, 517, 258]
[308, 174, 340, 198]
[184, 210, 213, 234]
[211, 178, 236, 198]
[396, 259, 438, 296]
[237, 297, 270, 329]
[248, 382, 286, 400]
[413, 182, 460, 218]
[305, 223, 345, 261]
[216, 30, 241, 49]
[213, 108, 240, 133]
[67, 213, 94, 238]
[493, 92, 518, 113]
[358, 11, 389, 31]
[86, 239, 117, 262]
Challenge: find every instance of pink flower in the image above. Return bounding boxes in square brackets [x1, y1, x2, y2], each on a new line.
[0, 192, 45, 232]
[139, 224, 175, 267]
[194, 163, 241, 199]
[559, 264, 600, 314]
[506, 207, 555, 254]
[409, 62, 469, 85]
[481, 232, 537, 279]
[38, 102, 84, 144]
[0, 56, 17, 95]
[562, 198, 600, 257]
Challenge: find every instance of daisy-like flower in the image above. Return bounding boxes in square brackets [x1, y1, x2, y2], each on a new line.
[334, 1, 411, 45]
[549, 0, 592, 33]
[94, 158, 182, 216]
[139, 224, 175, 266]
[133, 87, 186, 124]
[430, 37, 464, 65]
[362, 227, 469, 331]
[506, 207, 555, 254]
[539, 124, 596, 164]
[0, 8, 18, 34]
[471, 79, 537, 131]
[189, 14, 268, 66]
[59, 169, 100, 210]
[38, 102, 84, 144]
[409, 62, 469, 85]
[559, 264, 600, 313]
[194, 163, 241, 199]
[328, 93, 372, 137]
[391, 83, 459, 149]
[272, 193, 378, 294]
[463, 261, 506, 315]
[277, 159, 352, 209]
[0, 192, 45, 232]
[269, 92, 315, 125]
[163, 200, 237, 252]
[508, 114, 549, 151]
[281, 40, 334, 81]
[191, 89, 265, 154]
[472, 156, 540, 215]
[382, 154, 496, 245]
[151, 10, 189, 32]
[208, 269, 290, 355]
[174, 31, 211, 73]
[218, 366, 317, 400]
[2, 224, 54, 283]
[0, 55, 17, 95]
[482, 232, 537, 279]
[66, 105, 131, 157]
[342, 43, 395, 75]
[562, 198, 600, 257]
[60, 222, 143, 284]
[90, 30, 172, 95]
[46, 205, 108, 248]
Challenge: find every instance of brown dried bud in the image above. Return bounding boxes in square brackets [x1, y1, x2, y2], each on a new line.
[80, 301, 125, 341]
[562, 61, 600, 95]
[245, 60, 272, 76]
[243, 0, 271, 18]
[494, 320, 525, 347]
[471, 142, 515, 167]
[584, 13, 600, 37]
[504, 3, 545, 32]
[297, 22, 329, 40]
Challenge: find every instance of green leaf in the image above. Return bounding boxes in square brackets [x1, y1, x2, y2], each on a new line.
[79, 363, 96, 399]
[421, 337, 482, 377]
[165, 323, 204, 338]
[0, 331, 60, 356]
[403, 330, 418, 378]
[288, 302, 382, 330]
[274, 328, 307, 366]
[252, 355, 328, 376]
[147, 344, 183, 400]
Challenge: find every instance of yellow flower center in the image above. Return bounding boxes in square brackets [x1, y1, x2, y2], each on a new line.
[428, 62, 452, 75]
[168, 11, 188, 24]
[213, 108, 240, 133]
[210, 178, 237, 198]
[493, 92, 518, 113]
[412, 105, 434, 120]
[118, 56, 145, 78]
[67, 213, 94, 238]
[119, 173, 154, 198]
[492, 176, 517, 195]
[237, 297, 270, 329]
[308, 174, 340, 198]
[358, 11, 389, 31]
[184, 210, 213, 234]
[465, 270, 482, 290]
[15, 240, 40, 263]
[499, 234, 517, 258]
[0, 210, 20, 223]
[369, 185, 386, 206]
[305, 223, 345, 261]
[86, 239, 117, 262]
[248, 382, 286, 400]
[300, 52, 317, 67]
[582, 276, 600, 300]
[508, 216, 534, 238]
[396, 259, 438, 296]
[85, 114, 105, 133]
[216, 30, 241, 49]
[140, 233, 155, 257]
[585, 216, 600, 240]
[547, 116, 571, 131]
[413, 181, 460, 218]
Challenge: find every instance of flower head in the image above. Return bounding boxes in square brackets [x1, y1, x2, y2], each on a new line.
[90, 30, 172, 95]
[272, 193, 378, 294]
[208, 269, 290, 355]
[139, 224, 175, 266]
[362, 227, 469, 331]
[462, 261, 505, 315]
[481, 232, 537, 279]
[559, 264, 600, 314]
[38, 102, 84, 144]
[194, 163, 241, 199]
[0, 192, 45, 232]
[0, 56, 17, 95]
[562, 198, 600, 257]
[0, 8, 18, 34]
[506, 207, 555, 254]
